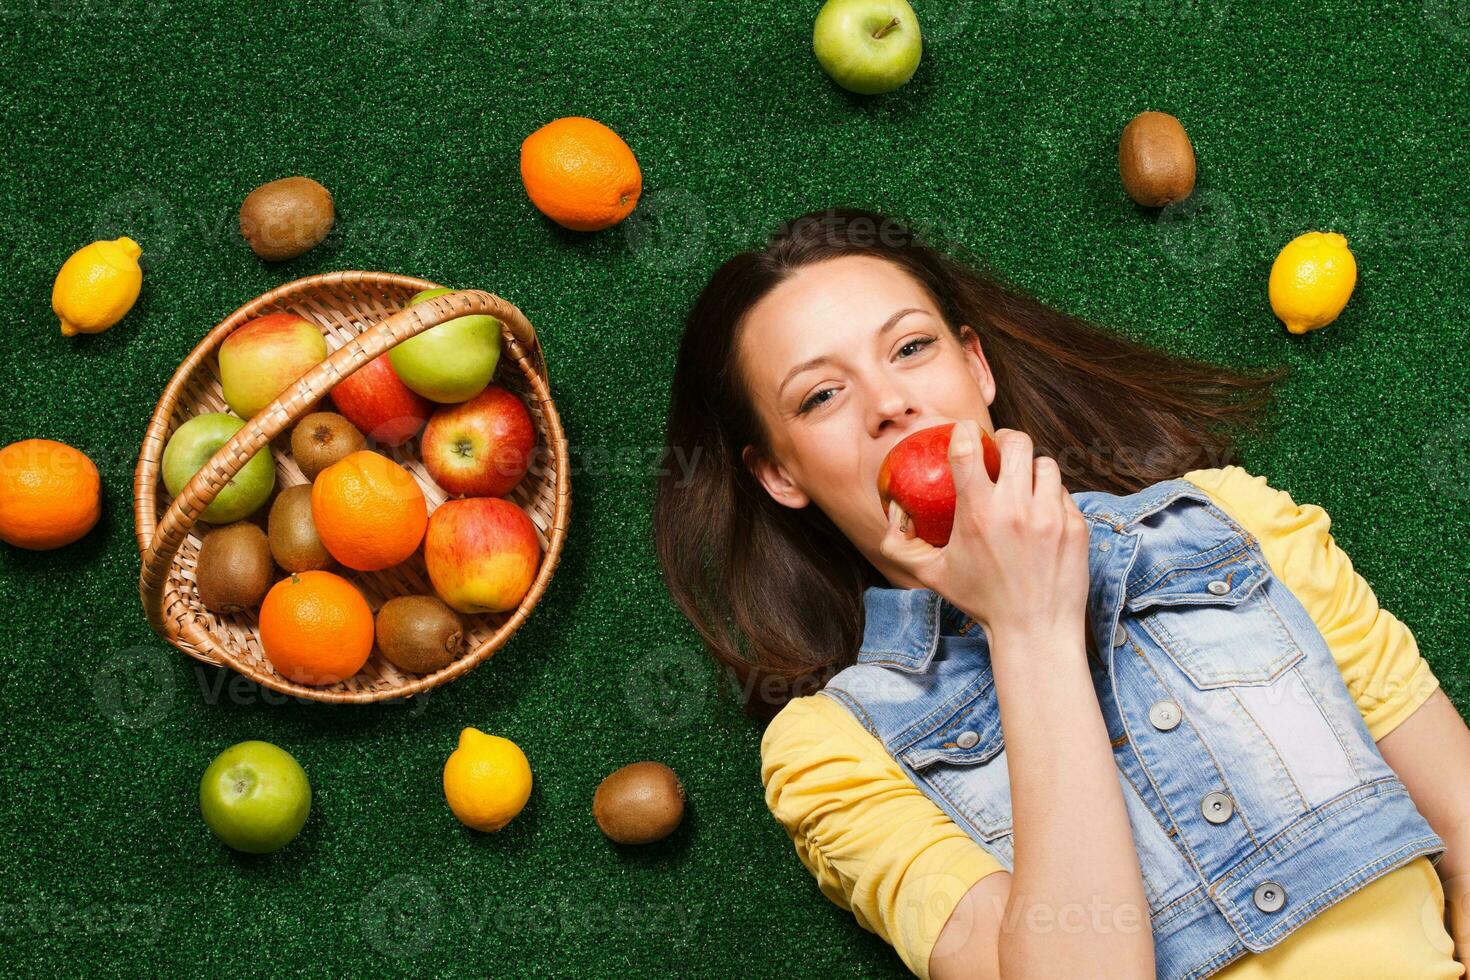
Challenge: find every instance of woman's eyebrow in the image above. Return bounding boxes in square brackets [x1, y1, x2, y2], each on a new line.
[776, 307, 926, 399]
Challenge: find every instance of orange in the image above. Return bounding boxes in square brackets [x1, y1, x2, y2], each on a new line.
[0, 439, 102, 550]
[519, 116, 642, 231]
[310, 451, 427, 571]
[258, 570, 374, 685]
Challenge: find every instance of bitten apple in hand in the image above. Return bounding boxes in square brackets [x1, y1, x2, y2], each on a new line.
[876, 421, 1001, 547]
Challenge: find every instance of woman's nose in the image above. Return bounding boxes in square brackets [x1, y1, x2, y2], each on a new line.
[868, 383, 918, 437]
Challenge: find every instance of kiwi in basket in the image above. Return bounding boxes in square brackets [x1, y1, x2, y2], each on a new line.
[267, 485, 333, 573]
[291, 412, 364, 481]
[196, 522, 275, 615]
[376, 595, 464, 674]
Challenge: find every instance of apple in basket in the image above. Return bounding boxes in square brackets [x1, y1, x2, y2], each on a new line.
[424, 498, 541, 614]
[876, 422, 1001, 547]
[162, 412, 276, 524]
[390, 288, 502, 404]
[421, 385, 536, 498]
[330, 352, 433, 447]
[218, 313, 328, 419]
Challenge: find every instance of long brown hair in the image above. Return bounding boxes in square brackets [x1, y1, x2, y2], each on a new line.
[653, 207, 1286, 721]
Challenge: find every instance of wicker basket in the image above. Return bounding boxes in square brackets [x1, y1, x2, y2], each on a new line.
[133, 271, 571, 704]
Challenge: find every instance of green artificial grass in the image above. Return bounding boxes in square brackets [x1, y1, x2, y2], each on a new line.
[2, 1, 1468, 976]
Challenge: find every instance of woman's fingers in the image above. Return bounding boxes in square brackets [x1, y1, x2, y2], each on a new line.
[889, 499, 914, 539]
[1032, 454, 1061, 497]
[994, 428, 1035, 502]
[947, 420, 995, 501]
[878, 499, 937, 569]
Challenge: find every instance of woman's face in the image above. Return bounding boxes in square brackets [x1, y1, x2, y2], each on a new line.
[738, 254, 997, 586]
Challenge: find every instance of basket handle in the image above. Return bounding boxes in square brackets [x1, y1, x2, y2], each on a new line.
[138, 288, 543, 636]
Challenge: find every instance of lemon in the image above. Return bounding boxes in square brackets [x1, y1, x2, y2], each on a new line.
[52, 236, 143, 336]
[442, 727, 532, 832]
[1268, 231, 1357, 335]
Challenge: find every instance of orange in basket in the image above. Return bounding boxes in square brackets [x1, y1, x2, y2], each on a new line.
[259, 571, 374, 685]
[312, 450, 427, 571]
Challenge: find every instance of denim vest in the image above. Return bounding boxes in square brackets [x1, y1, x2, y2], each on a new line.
[820, 478, 1444, 980]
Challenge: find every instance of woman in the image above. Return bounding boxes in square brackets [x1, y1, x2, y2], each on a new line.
[653, 208, 1470, 979]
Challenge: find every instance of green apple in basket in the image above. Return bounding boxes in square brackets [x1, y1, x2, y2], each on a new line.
[162, 413, 275, 524]
[389, 288, 502, 404]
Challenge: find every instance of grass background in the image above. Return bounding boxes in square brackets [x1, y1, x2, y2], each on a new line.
[2, 0, 1468, 976]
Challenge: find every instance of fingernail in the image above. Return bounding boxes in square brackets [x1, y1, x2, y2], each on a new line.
[950, 426, 972, 454]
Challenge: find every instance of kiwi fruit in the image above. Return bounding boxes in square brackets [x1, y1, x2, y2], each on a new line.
[267, 485, 333, 573]
[1118, 111, 1196, 208]
[239, 176, 335, 261]
[376, 596, 464, 674]
[291, 412, 364, 481]
[592, 761, 685, 845]
[195, 522, 275, 615]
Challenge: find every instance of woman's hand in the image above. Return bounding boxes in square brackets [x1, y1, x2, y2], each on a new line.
[879, 422, 1091, 653]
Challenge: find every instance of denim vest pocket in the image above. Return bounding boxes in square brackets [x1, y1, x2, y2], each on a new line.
[892, 666, 1012, 840]
[1125, 543, 1305, 689]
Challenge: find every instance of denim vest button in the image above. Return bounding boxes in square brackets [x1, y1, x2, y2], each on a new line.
[1113, 624, 1128, 647]
[1098, 540, 1111, 552]
[1206, 579, 1231, 596]
[1148, 700, 1181, 731]
[956, 730, 980, 749]
[1201, 791, 1234, 824]
[1253, 881, 1286, 913]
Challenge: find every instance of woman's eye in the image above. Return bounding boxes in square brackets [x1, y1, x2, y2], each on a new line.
[898, 337, 935, 358]
[799, 388, 837, 414]
[795, 339, 933, 414]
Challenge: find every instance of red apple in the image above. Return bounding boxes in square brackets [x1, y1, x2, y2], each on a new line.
[421, 385, 535, 498]
[876, 423, 1002, 547]
[330, 353, 433, 448]
[218, 313, 328, 419]
[424, 498, 542, 614]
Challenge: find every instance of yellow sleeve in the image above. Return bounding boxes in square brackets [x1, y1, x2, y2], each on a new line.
[1182, 465, 1441, 740]
[760, 693, 1006, 979]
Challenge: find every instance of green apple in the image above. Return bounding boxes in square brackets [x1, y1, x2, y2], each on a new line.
[161, 413, 276, 524]
[200, 741, 311, 854]
[813, 0, 923, 96]
[389, 288, 501, 404]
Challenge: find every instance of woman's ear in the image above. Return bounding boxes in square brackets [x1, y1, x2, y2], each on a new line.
[743, 445, 810, 509]
[958, 325, 997, 407]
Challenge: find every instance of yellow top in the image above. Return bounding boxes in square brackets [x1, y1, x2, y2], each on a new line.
[760, 466, 1461, 979]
